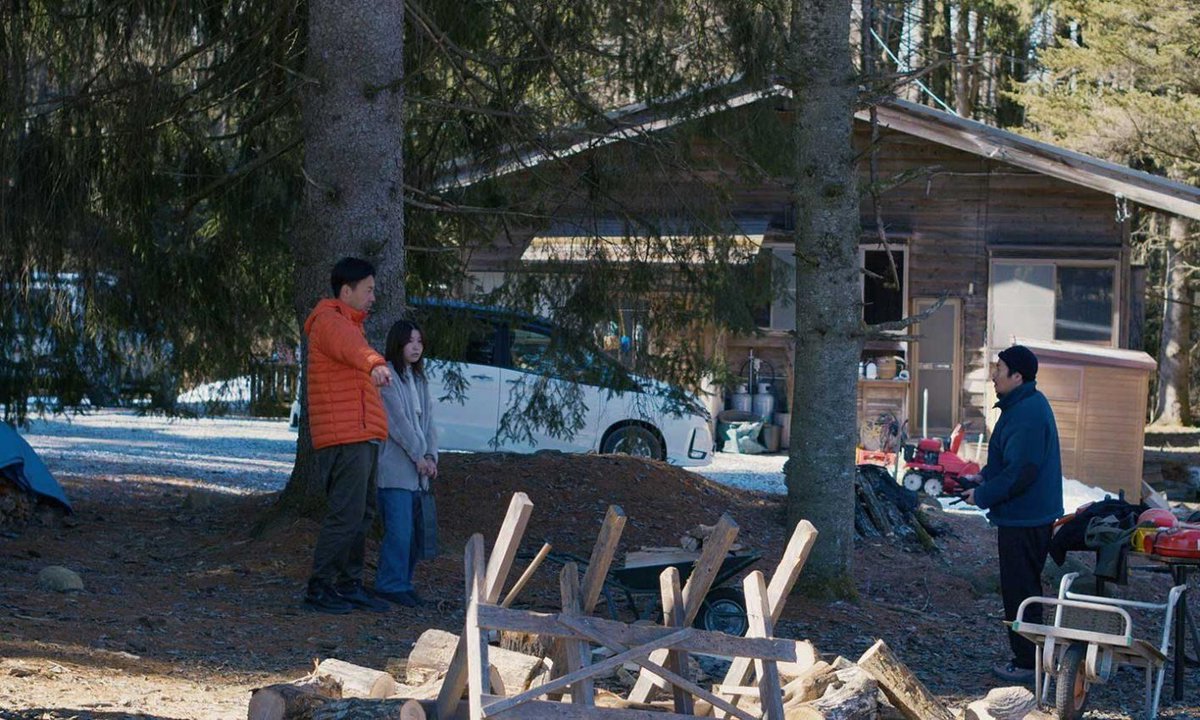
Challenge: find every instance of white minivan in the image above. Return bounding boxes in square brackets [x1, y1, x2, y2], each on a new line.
[414, 300, 713, 466]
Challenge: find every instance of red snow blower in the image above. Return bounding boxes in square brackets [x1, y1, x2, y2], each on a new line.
[900, 424, 981, 498]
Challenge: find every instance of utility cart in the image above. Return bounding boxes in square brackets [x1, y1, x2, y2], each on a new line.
[1011, 571, 1187, 720]
[527, 548, 762, 636]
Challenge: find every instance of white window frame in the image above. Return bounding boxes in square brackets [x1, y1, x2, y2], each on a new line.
[987, 258, 1120, 349]
[764, 244, 910, 332]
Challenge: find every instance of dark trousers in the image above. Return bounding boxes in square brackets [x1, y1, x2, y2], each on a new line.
[309, 441, 379, 588]
[998, 523, 1053, 668]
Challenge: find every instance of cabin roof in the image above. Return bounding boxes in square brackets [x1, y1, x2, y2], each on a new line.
[436, 84, 1200, 221]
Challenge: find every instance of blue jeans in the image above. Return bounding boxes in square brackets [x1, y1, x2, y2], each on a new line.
[376, 488, 417, 593]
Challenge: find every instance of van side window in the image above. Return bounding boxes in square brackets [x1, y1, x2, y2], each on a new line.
[463, 325, 498, 366]
[425, 314, 499, 367]
[509, 327, 552, 373]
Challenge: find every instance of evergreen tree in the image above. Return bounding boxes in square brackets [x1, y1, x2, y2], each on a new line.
[781, 0, 862, 593]
[1016, 0, 1200, 424]
[0, 2, 303, 422]
[278, 0, 407, 513]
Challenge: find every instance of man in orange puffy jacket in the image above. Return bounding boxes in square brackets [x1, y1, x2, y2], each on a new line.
[302, 257, 392, 614]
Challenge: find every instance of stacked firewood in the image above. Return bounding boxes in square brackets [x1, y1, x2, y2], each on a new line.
[0, 478, 33, 528]
[854, 465, 940, 548]
[248, 632, 1049, 720]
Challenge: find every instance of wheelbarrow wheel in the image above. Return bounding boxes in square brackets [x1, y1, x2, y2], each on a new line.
[1055, 643, 1090, 720]
[693, 588, 749, 636]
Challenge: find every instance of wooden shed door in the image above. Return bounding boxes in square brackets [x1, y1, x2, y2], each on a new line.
[911, 297, 960, 437]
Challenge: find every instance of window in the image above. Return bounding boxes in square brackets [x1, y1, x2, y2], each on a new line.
[464, 325, 499, 365]
[508, 326, 552, 373]
[862, 249, 906, 325]
[989, 260, 1117, 347]
[421, 311, 500, 367]
[764, 244, 908, 331]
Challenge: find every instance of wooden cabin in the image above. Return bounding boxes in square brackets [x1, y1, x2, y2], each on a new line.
[444, 88, 1200, 491]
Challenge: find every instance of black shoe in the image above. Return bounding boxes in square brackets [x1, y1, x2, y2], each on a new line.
[375, 588, 419, 607]
[406, 589, 425, 607]
[304, 580, 354, 615]
[334, 582, 391, 613]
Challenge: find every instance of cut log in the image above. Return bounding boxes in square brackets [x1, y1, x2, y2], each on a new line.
[856, 640, 953, 720]
[854, 474, 894, 536]
[406, 628, 545, 692]
[499, 630, 555, 658]
[290, 697, 426, 719]
[781, 661, 836, 706]
[246, 673, 342, 720]
[782, 707, 825, 720]
[316, 658, 396, 699]
[803, 666, 877, 720]
[777, 640, 821, 680]
[388, 679, 444, 701]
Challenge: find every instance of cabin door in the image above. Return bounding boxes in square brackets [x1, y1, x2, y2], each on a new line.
[911, 297, 961, 438]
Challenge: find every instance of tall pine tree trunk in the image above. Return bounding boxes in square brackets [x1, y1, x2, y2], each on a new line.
[783, 0, 861, 595]
[1153, 215, 1192, 426]
[278, 0, 407, 515]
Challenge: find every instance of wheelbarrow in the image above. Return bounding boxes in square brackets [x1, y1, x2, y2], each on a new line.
[1011, 571, 1187, 720]
[526, 548, 762, 636]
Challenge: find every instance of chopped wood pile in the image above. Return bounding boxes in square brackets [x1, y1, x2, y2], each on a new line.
[853, 464, 938, 548]
[249, 492, 1033, 720]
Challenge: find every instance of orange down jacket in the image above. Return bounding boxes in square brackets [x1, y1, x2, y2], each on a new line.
[304, 299, 388, 450]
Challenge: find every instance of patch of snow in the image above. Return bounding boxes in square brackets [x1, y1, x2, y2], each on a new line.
[175, 376, 252, 407]
[21, 409, 295, 494]
[1062, 476, 1120, 513]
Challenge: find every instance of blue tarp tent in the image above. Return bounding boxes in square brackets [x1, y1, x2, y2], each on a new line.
[0, 424, 71, 512]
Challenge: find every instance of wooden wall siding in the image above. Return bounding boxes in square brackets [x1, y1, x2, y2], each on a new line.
[1077, 367, 1147, 499]
[1036, 364, 1084, 480]
[471, 104, 1130, 434]
[1024, 362, 1147, 498]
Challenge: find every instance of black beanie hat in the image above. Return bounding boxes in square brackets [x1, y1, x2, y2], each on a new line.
[998, 345, 1038, 382]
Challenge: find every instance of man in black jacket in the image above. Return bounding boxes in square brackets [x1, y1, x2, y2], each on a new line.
[964, 345, 1064, 683]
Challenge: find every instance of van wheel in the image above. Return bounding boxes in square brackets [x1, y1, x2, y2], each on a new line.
[602, 425, 665, 461]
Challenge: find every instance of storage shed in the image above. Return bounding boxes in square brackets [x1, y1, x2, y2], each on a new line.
[994, 339, 1156, 500]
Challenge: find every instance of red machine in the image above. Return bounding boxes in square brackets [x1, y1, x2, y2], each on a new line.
[900, 424, 982, 497]
[1139, 523, 1200, 559]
